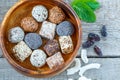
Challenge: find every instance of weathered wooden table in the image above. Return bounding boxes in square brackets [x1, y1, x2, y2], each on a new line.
[0, 0, 120, 80]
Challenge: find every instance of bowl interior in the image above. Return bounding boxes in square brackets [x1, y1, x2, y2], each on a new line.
[1, 0, 81, 77]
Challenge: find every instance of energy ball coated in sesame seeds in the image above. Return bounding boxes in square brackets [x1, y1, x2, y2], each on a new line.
[21, 17, 38, 32]
[49, 6, 65, 24]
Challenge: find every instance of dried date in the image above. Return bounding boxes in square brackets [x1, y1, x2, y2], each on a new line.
[101, 25, 107, 37]
[94, 45, 102, 57]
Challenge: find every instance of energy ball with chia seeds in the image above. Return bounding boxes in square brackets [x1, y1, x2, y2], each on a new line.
[44, 39, 60, 56]
[59, 36, 74, 54]
[13, 41, 32, 62]
[21, 17, 38, 32]
[24, 33, 42, 50]
[30, 49, 47, 67]
[32, 5, 48, 22]
[46, 52, 64, 69]
[56, 21, 74, 36]
[49, 6, 65, 24]
[8, 27, 24, 43]
[39, 21, 56, 40]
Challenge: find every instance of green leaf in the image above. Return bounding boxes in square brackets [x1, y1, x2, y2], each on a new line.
[86, 1, 100, 11]
[71, 0, 96, 6]
[71, 0, 100, 11]
[72, 2, 96, 23]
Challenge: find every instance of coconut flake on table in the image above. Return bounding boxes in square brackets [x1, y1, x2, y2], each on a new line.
[67, 58, 81, 75]
[68, 78, 74, 80]
[81, 49, 88, 64]
[78, 76, 91, 80]
[79, 63, 101, 76]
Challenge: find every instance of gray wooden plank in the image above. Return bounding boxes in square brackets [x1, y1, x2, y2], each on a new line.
[0, 58, 120, 80]
[0, 0, 120, 57]
[66, 0, 120, 57]
[78, 0, 120, 57]
[68, 58, 120, 80]
[0, 58, 68, 80]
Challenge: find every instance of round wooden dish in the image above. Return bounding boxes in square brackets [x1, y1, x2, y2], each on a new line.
[0, 0, 82, 78]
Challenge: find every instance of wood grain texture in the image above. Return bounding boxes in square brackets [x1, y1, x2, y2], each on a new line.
[0, 0, 120, 57]
[1, 58, 120, 80]
[0, 0, 120, 80]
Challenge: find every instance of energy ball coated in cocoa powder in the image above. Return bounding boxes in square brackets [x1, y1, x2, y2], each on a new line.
[24, 33, 42, 50]
[8, 27, 25, 43]
[21, 17, 38, 32]
[56, 21, 74, 36]
[44, 39, 60, 56]
[32, 5, 48, 22]
[49, 6, 65, 24]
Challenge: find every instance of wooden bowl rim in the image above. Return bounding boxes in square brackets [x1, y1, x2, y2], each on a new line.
[0, 0, 82, 78]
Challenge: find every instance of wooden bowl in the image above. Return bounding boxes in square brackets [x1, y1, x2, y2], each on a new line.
[0, 0, 82, 78]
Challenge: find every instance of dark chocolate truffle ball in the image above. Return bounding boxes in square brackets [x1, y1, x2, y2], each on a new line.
[56, 21, 74, 36]
[24, 33, 42, 50]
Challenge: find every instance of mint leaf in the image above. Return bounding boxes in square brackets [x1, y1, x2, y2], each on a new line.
[72, 2, 96, 22]
[71, 0, 100, 11]
[86, 1, 100, 11]
[71, 0, 96, 6]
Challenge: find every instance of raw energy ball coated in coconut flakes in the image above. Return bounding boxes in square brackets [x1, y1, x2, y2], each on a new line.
[39, 21, 56, 40]
[49, 6, 65, 24]
[21, 17, 38, 32]
[8, 27, 24, 43]
[56, 21, 74, 36]
[32, 5, 48, 22]
[24, 33, 42, 50]
[30, 49, 47, 67]
[13, 41, 32, 62]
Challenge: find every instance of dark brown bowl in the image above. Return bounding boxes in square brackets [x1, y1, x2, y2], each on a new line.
[0, 0, 82, 78]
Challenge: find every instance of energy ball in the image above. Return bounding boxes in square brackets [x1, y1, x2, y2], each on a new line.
[32, 5, 48, 22]
[56, 21, 74, 36]
[30, 49, 47, 67]
[44, 39, 60, 56]
[8, 27, 24, 43]
[13, 41, 32, 62]
[21, 17, 38, 32]
[59, 36, 74, 54]
[46, 52, 64, 69]
[24, 33, 42, 50]
[39, 21, 56, 40]
[49, 6, 65, 24]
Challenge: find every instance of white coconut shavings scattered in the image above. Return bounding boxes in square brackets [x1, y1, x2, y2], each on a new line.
[68, 78, 74, 80]
[79, 63, 101, 76]
[81, 49, 88, 64]
[78, 76, 91, 80]
[67, 58, 81, 75]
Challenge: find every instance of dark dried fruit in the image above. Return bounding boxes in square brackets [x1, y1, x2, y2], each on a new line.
[94, 45, 102, 56]
[88, 33, 100, 41]
[82, 40, 94, 48]
[101, 25, 107, 37]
